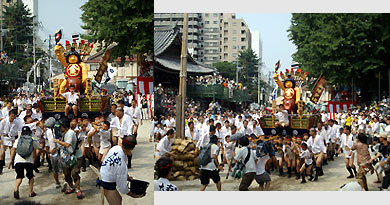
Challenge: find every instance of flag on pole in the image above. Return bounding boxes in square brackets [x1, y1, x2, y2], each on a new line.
[104, 66, 117, 84]
[271, 85, 278, 100]
[275, 60, 280, 72]
[55, 29, 62, 44]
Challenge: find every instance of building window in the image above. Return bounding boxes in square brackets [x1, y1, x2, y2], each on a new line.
[241, 22, 245, 26]
[233, 53, 238, 57]
[241, 46, 246, 49]
[241, 38, 245, 42]
[213, 21, 218, 24]
[213, 13, 218, 17]
[232, 22, 237, 26]
[205, 21, 209, 24]
[233, 37, 237, 41]
[232, 30, 237, 34]
[232, 45, 237, 49]
[241, 30, 245, 34]
[205, 13, 209, 17]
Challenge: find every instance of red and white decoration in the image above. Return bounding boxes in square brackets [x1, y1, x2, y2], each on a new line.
[327, 101, 356, 120]
[134, 93, 154, 119]
[137, 77, 153, 95]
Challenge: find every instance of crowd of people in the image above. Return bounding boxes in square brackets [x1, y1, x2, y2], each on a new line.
[152, 91, 390, 191]
[188, 74, 247, 91]
[1, 50, 16, 65]
[0, 89, 149, 202]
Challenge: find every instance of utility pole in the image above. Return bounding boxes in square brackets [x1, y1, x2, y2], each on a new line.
[378, 71, 381, 102]
[258, 59, 261, 104]
[49, 34, 52, 91]
[176, 13, 188, 138]
[33, 19, 36, 87]
[388, 68, 390, 99]
[0, 0, 3, 51]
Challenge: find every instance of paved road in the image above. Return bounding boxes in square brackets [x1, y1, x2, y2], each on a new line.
[0, 120, 154, 205]
[173, 152, 383, 191]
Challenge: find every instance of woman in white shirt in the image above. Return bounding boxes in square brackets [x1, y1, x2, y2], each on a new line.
[337, 126, 357, 178]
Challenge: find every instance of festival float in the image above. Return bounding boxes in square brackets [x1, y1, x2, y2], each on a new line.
[38, 30, 110, 118]
[259, 61, 321, 136]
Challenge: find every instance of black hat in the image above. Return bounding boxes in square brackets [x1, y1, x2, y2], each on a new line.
[65, 46, 81, 64]
[22, 126, 32, 135]
[283, 77, 296, 88]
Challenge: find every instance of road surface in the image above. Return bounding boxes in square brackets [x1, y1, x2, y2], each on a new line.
[172, 152, 383, 191]
[0, 119, 154, 205]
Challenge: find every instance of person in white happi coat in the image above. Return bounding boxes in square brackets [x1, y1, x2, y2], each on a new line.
[185, 121, 200, 141]
[0, 109, 23, 173]
[239, 120, 253, 135]
[337, 126, 357, 178]
[110, 107, 134, 169]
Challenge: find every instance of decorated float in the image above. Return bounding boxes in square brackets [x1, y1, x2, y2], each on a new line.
[38, 30, 110, 118]
[259, 62, 321, 136]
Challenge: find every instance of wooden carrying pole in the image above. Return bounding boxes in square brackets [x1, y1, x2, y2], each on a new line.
[176, 13, 188, 139]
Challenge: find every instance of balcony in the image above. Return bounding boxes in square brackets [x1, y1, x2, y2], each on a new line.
[187, 84, 249, 102]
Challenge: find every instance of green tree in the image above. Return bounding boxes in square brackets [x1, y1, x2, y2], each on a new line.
[3, 0, 35, 71]
[288, 14, 390, 100]
[80, 0, 153, 60]
[212, 61, 236, 80]
[238, 48, 259, 101]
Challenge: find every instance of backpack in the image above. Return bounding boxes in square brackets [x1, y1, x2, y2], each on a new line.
[197, 143, 212, 166]
[59, 146, 76, 168]
[16, 135, 34, 159]
[59, 133, 79, 168]
[232, 147, 251, 179]
[256, 141, 267, 158]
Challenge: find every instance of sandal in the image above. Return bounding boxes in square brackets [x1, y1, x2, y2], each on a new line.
[14, 190, 19, 199]
[29, 192, 37, 197]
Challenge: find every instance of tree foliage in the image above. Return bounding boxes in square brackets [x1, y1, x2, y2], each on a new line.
[288, 14, 390, 99]
[213, 61, 236, 81]
[3, 0, 35, 71]
[80, 0, 153, 60]
[238, 49, 259, 101]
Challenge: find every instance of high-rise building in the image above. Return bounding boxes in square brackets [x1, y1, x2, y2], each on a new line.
[219, 13, 251, 64]
[251, 31, 262, 61]
[154, 13, 252, 66]
[154, 13, 204, 63]
[201, 13, 223, 66]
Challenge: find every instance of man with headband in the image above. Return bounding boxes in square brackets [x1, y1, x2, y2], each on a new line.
[98, 135, 145, 204]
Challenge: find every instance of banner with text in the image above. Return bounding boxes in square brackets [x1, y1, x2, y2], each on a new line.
[310, 75, 327, 104]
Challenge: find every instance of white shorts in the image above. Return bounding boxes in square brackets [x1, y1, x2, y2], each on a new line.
[1, 136, 15, 147]
[344, 150, 355, 159]
[92, 141, 100, 148]
[225, 153, 233, 161]
[81, 138, 90, 148]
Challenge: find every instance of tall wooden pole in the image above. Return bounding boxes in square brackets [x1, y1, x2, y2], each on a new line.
[176, 13, 188, 138]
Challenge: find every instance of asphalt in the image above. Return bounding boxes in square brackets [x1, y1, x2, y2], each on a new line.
[172, 152, 384, 191]
[0, 119, 154, 205]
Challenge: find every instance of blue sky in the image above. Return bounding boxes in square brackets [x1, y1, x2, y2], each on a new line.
[237, 13, 297, 74]
[38, 0, 87, 43]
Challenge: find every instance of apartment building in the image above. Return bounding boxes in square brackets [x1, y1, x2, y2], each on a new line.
[154, 13, 252, 66]
[220, 13, 251, 63]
